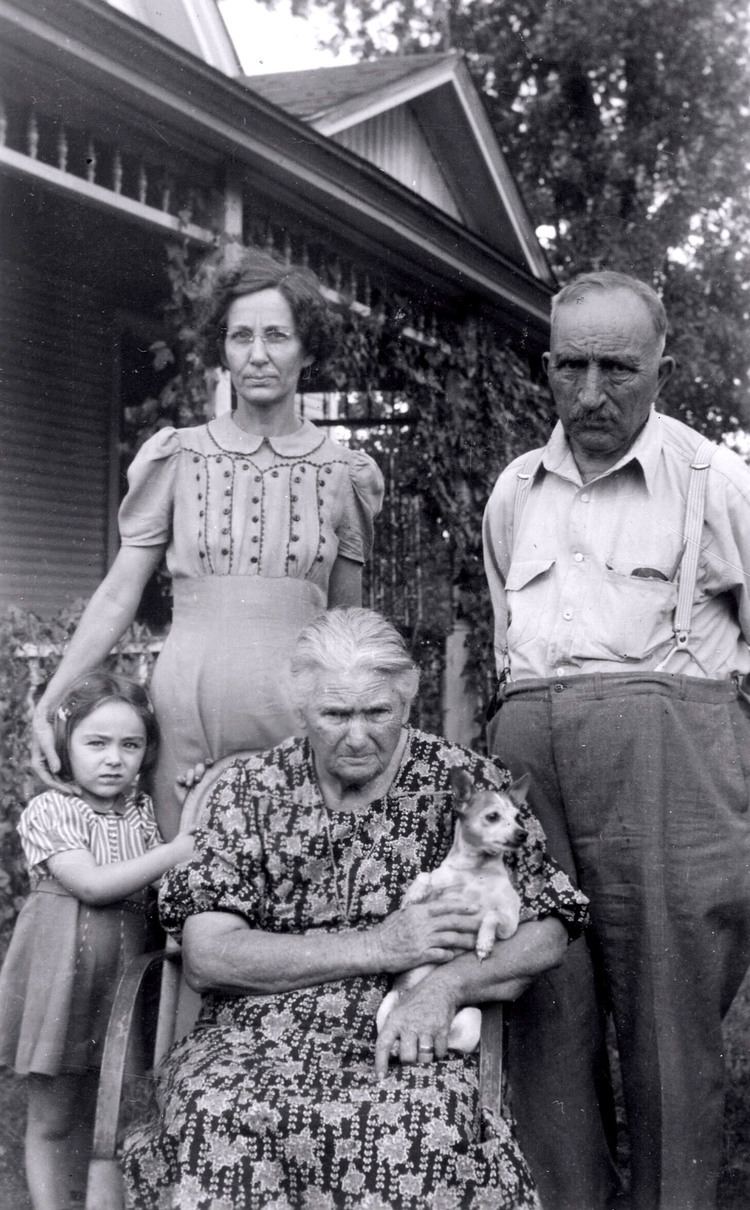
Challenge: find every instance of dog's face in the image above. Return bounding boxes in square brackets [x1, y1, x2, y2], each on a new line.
[450, 769, 529, 856]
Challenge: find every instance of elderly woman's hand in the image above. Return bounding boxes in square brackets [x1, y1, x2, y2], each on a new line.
[369, 898, 481, 974]
[374, 974, 459, 1077]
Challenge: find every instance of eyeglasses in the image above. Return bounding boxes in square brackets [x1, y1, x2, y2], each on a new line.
[224, 326, 297, 348]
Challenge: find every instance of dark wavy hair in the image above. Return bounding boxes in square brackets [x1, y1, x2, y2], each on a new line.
[52, 670, 159, 782]
[198, 247, 340, 370]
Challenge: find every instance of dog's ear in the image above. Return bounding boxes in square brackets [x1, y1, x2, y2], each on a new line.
[449, 767, 474, 812]
[507, 771, 531, 807]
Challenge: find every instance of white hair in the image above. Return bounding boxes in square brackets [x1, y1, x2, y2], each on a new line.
[288, 608, 420, 713]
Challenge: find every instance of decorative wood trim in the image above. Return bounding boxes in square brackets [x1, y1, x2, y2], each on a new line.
[0, 144, 215, 243]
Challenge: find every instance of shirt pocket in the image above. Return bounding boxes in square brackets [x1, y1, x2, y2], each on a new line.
[506, 558, 556, 645]
[593, 565, 678, 660]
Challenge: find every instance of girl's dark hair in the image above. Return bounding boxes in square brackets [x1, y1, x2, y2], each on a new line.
[52, 670, 159, 782]
[199, 247, 340, 370]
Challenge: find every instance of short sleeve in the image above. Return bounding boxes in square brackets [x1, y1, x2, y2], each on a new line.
[336, 449, 385, 563]
[132, 794, 164, 850]
[158, 765, 265, 938]
[18, 793, 91, 869]
[118, 427, 180, 547]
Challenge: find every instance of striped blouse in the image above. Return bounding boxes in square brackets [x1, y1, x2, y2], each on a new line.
[18, 790, 163, 890]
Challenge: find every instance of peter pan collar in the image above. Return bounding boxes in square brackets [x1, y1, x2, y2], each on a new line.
[208, 413, 326, 457]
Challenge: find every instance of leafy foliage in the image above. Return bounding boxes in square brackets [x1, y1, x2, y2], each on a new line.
[279, 0, 750, 436]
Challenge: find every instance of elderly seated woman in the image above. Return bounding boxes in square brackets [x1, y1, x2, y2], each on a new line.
[123, 608, 588, 1209]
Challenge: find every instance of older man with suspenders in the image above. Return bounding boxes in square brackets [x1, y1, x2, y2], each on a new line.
[483, 271, 750, 1210]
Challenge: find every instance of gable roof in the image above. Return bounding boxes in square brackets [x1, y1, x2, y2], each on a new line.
[245, 52, 454, 125]
[243, 52, 554, 286]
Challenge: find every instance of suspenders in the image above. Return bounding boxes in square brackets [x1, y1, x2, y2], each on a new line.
[503, 437, 717, 680]
[653, 437, 715, 673]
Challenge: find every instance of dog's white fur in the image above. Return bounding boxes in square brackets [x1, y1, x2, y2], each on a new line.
[376, 768, 530, 1052]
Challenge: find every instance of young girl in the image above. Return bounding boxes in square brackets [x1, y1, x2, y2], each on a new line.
[0, 671, 194, 1210]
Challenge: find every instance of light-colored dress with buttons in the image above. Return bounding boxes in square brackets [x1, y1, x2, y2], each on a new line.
[119, 413, 384, 817]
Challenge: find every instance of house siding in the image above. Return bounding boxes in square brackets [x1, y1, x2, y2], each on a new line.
[0, 252, 114, 616]
[333, 107, 465, 225]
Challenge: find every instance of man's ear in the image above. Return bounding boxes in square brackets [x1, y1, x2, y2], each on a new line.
[542, 351, 551, 378]
[655, 356, 675, 397]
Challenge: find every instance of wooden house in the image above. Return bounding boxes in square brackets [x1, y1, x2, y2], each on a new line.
[0, 0, 553, 647]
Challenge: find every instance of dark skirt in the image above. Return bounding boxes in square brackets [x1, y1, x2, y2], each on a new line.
[0, 879, 161, 1076]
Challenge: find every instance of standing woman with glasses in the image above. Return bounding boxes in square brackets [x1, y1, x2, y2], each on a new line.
[32, 249, 384, 838]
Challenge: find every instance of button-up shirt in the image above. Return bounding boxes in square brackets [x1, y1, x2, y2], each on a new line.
[483, 409, 750, 680]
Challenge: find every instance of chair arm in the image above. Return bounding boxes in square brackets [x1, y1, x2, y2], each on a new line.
[478, 1002, 505, 1117]
[90, 948, 179, 1162]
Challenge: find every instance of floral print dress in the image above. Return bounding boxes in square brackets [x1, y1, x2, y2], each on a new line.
[123, 729, 588, 1209]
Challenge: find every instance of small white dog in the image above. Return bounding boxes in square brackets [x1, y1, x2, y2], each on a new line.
[376, 767, 530, 1052]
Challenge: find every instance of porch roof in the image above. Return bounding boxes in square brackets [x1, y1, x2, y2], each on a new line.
[0, 0, 553, 334]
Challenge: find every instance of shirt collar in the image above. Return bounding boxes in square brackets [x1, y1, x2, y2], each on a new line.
[209, 413, 326, 456]
[541, 406, 664, 493]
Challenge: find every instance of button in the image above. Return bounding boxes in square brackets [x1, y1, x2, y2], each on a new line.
[271, 470, 279, 478]
[242, 464, 249, 470]
[225, 489, 231, 497]
[199, 550, 205, 559]
[252, 536, 258, 543]
[252, 516, 259, 523]
[255, 476, 261, 483]
[292, 514, 300, 522]
[250, 556, 258, 564]
[290, 534, 299, 542]
[193, 456, 199, 463]
[221, 527, 229, 535]
[224, 470, 231, 478]
[252, 497, 260, 504]
[197, 494, 203, 501]
[563, 609, 573, 620]
[574, 552, 584, 563]
[294, 476, 301, 483]
[556, 667, 565, 676]
[325, 467, 332, 474]
[581, 493, 590, 503]
[221, 548, 229, 555]
[554, 682, 564, 692]
[288, 553, 296, 560]
[199, 511, 204, 518]
[223, 508, 230, 516]
[195, 474, 200, 481]
[316, 555, 324, 562]
[291, 495, 298, 503]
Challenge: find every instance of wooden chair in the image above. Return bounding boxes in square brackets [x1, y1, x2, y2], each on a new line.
[84, 753, 508, 1210]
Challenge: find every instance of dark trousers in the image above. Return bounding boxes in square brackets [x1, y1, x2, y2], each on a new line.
[488, 672, 750, 1210]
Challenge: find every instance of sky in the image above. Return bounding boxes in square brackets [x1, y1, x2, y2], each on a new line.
[219, 0, 354, 74]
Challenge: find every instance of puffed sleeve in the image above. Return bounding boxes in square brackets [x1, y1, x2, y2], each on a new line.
[336, 449, 385, 562]
[17, 793, 91, 869]
[158, 765, 265, 938]
[118, 427, 180, 547]
[133, 794, 164, 851]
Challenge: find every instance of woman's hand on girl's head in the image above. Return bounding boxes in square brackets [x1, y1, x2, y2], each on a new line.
[30, 706, 72, 793]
